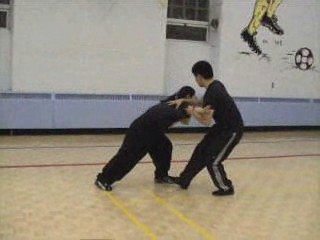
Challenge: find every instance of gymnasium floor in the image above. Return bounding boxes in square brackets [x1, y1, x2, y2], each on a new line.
[0, 131, 319, 240]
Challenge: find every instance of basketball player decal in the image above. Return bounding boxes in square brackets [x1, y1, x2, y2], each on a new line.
[238, 1, 318, 72]
[241, 0, 284, 56]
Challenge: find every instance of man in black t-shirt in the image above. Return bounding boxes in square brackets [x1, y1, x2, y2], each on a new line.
[172, 61, 244, 196]
[95, 88, 195, 191]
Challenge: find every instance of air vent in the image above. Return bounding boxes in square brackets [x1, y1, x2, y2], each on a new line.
[55, 94, 130, 101]
[260, 98, 309, 103]
[234, 97, 259, 102]
[0, 93, 51, 99]
[131, 95, 164, 101]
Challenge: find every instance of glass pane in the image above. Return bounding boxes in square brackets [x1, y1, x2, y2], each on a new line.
[197, 9, 208, 21]
[186, 8, 195, 20]
[170, 7, 183, 19]
[185, 0, 196, 7]
[166, 25, 207, 41]
[198, 0, 209, 8]
[166, 25, 184, 40]
[170, 0, 183, 7]
[0, 11, 7, 28]
[168, 0, 209, 21]
[185, 26, 206, 41]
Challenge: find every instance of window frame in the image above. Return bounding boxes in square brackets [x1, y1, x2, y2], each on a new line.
[166, 0, 210, 42]
[167, 0, 209, 22]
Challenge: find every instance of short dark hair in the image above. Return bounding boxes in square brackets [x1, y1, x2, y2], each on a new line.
[161, 86, 195, 103]
[191, 61, 213, 79]
[176, 86, 195, 99]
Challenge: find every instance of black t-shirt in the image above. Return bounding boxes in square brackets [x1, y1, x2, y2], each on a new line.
[131, 103, 190, 133]
[203, 80, 243, 130]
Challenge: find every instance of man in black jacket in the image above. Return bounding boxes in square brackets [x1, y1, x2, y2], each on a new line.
[95, 87, 195, 191]
[172, 61, 244, 196]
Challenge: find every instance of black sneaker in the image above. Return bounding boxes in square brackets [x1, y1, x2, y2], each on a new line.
[171, 177, 189, 189]
[95, 179, 112, 191]
[261, 15, 284, 35]
[241, 28, 262, 55]
[95, 174, 112, 191]
[212, 187, 234, 196]
[154, 176, 175, 184]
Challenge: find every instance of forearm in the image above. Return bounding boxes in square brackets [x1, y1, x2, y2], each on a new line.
[192, 111, 212, 126]
[192, 106, 214, 126]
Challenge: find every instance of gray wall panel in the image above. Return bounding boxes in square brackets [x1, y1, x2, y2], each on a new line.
[54, 99, 160, 129]
[0, 93, 319, 129]
[237, 101, 319, 126]
[0, 99, 53, 128]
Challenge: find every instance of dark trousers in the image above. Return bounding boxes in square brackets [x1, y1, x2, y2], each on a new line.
[179, 126, 243, 190]
[100, 128, 172, 185]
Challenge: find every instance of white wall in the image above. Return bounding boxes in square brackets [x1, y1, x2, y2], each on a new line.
[4, 0, 320, 98]
[164, 40, 215, 97]
[11, 0, 167, 94]
[164, 0, 221, 97]
[219, 0, 320, 98]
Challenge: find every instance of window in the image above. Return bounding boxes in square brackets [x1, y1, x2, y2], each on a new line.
[168, 0, 209, 22]
[0, 0, 10, 29]
[166, 25, 207, 41]
[166, 0, 209, 41]
[0, 10, 7, 28]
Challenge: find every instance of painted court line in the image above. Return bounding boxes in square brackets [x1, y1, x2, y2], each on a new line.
[0, 154, 319, 169]
[0, 138, 319, 150]
[144, 189, 215, 240]
[105, 192, 158, 240]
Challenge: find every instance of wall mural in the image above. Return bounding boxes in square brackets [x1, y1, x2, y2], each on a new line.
[239, 0, 317, 73]
[241, 0, 283, 56]
[294, 48, 314, 71]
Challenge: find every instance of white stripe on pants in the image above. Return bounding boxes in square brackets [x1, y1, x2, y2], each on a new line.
[211, 133, 236, 190]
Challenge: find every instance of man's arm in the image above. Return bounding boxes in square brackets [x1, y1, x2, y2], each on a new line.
[168, 96, 201, 107]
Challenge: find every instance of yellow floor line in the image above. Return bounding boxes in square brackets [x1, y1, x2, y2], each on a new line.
[144, 189, 215, 240]
[105, 192, 158, 240]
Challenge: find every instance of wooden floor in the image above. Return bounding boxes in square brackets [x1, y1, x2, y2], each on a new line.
[0, 131, 319, 240]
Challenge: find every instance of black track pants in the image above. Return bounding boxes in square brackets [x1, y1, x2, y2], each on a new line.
[100, 129, 173, 184]
[149, 134, 173, 179]
[179, 127, 243, 190]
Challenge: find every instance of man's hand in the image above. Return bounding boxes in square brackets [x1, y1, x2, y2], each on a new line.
[193, 105, 214, 126]
[168, 99, 184, 108]
[168, 96, 199, 108]
[194, 106, 214, 116]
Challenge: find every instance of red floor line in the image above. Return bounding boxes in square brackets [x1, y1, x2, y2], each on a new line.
[0, 154, 319, 169]
[0, 139, 319, 150]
